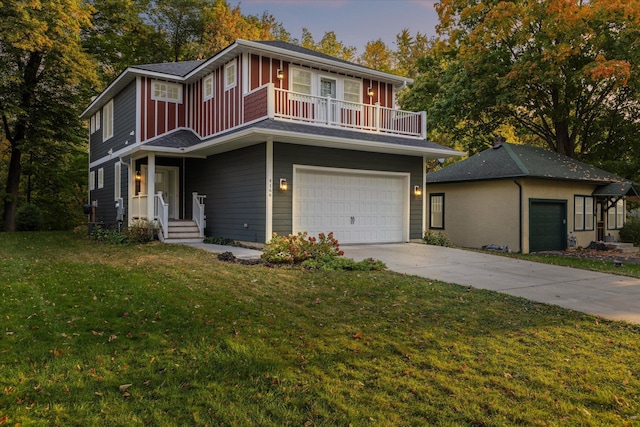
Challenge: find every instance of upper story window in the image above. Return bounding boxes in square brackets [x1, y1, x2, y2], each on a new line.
[203, 74, 214, 100]
[152, 81, 182, 103]
[90, 110, 101, 134]
[102, 100, 113, 141]
[344, 79, 362, 104]
[291, 68, 312, 95]
[225, 60, 237, 90]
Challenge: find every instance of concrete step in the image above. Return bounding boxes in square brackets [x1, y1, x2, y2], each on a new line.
[164, 220, 203, 243]
[605, 242, 639, 253]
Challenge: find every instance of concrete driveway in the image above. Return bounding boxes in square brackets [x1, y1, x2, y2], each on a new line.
[342, 243, 640, 324]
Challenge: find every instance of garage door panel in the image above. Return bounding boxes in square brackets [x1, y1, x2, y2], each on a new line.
[293, 168, 407, 244]
[530, 201, 566, 252]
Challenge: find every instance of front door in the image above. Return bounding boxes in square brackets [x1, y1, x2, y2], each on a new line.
[319, 77, 337, 123]
[155, 166, 179, 219]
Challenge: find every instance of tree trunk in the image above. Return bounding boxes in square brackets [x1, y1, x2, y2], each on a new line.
[554, 119, 574, 157]
[2, 141, 22, 231]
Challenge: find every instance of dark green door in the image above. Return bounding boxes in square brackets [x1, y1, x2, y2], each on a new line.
[529, 200, 566, 252]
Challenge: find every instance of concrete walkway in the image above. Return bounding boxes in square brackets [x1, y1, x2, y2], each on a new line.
[343, 243, 640, 324]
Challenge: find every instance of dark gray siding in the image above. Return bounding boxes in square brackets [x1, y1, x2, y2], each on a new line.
[90, 81, 137, 163]
[89, 159, 129, 226]
[273, 142, 424, 239]
[185, 144, 266, 242]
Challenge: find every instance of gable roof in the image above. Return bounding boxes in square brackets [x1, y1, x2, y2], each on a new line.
[131, 60, 205, 77]
[427, 142, 636, 195]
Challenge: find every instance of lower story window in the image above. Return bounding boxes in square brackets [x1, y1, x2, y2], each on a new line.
[430, 194, 444, 229]
[574, 195, 594, 231]
[607, 198, 625, 230]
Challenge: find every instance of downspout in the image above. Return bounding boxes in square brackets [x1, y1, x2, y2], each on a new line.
[514, 179, 523, 253]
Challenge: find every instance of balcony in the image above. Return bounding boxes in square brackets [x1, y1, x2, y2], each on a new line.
[244, 84, 427, 139]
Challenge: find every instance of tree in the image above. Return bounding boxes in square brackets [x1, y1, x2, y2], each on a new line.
[394, 29, 430, 79]
[149, 0, 206, 61]
[359, 39, 394, 73]
[297, 29, 357, 62]
[0, 0, 97, 231]
[403, 0, 640, 163]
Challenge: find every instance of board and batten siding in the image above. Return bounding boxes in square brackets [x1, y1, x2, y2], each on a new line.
[185, 144, 266, 242]
[272, 142, 423, 239]
[90, 81, 137, 163]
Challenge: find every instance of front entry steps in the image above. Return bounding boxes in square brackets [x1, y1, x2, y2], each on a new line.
[164, 220, 204, 244]
[605, 242, 639, 254]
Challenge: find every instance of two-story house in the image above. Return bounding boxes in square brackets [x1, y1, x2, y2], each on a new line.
[81, 39, 462, 244]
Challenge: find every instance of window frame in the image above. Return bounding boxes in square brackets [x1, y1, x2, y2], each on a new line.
[102, 100, 113, 141]
[573, 195, 594, 231]
[97, 168, 104, 189]
[90, 115, 95, 134]
[224, 60, 237, 90]
[429, 193, 445, 230]
[607, 198, 626, 230]
[151, 80, 182, 103]
[203, 74, 214, 100]
[343, 78, 362, 105]
[89, 170, 96, 191]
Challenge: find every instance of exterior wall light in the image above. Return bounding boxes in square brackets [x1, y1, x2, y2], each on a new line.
[279, 178, 288, 191]
[135, 171, 142, 181]
[277, 69, 284, 80]
[367, 87, 374, 97]
[414, 185, 422, 197]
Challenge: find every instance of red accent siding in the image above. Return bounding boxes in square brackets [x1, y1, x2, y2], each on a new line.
[250, 54, 261, 90]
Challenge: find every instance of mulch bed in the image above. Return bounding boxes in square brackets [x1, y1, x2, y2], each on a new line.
[537, 248, 640, 265]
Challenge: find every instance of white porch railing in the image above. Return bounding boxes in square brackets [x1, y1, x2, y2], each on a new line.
[154, 192, 169, 241]
[272, 87, 426, 138]
[192, 192, 206, 238]
[131, 194, 148, 219]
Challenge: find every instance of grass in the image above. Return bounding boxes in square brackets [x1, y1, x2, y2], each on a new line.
[1, 232, 640, 426]
[482, 251, 640, 279]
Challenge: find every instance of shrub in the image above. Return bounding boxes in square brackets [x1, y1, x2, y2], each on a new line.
[127, 219, 158, 243]
[262, 232, 344, 264]
[15, 204, 43, 231]
[423, 230, 453, 247]
[204, 236, 235, 245]
[91, 226, 128, 244]
[619, 216, 640, 246]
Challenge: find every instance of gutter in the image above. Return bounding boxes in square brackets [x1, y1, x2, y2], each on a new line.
[514, 179, 523, 253]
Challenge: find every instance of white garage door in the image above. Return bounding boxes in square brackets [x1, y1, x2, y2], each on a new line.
[293, 167, 408, 244]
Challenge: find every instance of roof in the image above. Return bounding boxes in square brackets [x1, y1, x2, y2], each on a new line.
[131, 60, 205, 77]
[426, 142, 636, 196]
[133, 118, 463, 159]
[81, 39, 412, 119]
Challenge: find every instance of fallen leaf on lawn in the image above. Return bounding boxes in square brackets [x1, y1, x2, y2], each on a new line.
[119, 384, 132, 391]
[353, 332, 362, 340]
[108, 334, 117, 342]
[0, 414, 8, 424]
[94, 392, 103, 397]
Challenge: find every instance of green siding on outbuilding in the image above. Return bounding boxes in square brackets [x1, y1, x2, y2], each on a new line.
[529, 199, 567, 252]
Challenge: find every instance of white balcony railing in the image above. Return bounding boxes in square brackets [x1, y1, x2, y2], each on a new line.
[131, 194, 148, 219]
[271, 87, 426, 138]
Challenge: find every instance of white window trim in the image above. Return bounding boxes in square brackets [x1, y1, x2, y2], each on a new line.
[151, 80, 183, 103]
[89, 170, 96, 191]
[203, 74, 214, 100]
[97, 168, 104, 189]
[290, 66, 312, 95]
[114, 162, 121, 200]
[343, 78, 363, 105]
[96, 110, 100, 131]
[103, 100, 113, 141]
[225, 60, 237, 90]
[90, 115, 95, 134]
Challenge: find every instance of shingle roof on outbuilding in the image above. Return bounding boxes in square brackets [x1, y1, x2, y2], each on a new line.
[428, 142, 623, 184]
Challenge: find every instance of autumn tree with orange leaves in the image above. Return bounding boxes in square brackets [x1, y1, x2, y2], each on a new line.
[402, 0, 640, 170]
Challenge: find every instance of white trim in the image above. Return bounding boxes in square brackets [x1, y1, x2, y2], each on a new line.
[114, 161, 121, 200]
[135, 77, 141, 143]
[97, 167, 104, 189]
[225, 59, 237, 90]
[292, 165, 410, 243]
[203, 74, 214, 100]
[89, 170, 96, 191]
[103, 100, 114, 141]
[266, 139, 273, 242]
[151, 80, 183, 103]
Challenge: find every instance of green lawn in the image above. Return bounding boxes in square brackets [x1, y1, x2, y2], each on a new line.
[1, 232, 639, 426]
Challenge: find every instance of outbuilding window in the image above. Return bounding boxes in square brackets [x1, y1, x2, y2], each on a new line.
[607, 199, 625, 230]
[430, 194, 444, 229]
[574, 195, 594, 231]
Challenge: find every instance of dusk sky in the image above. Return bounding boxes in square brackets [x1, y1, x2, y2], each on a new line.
[227, 0, 441, 54]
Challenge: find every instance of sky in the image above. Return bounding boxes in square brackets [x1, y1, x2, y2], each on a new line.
[226, 0, 440, 54]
